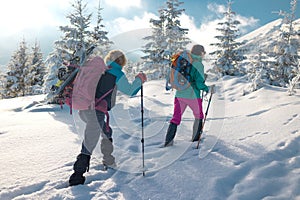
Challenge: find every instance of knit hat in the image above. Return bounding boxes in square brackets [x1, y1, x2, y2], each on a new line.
[191, 45, 205, 56]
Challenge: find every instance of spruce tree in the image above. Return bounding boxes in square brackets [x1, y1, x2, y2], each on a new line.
[25, 41, 46, 95]
[43, 0, 92, 92]
[142, 0, 190, 80]
[60, 0, 92, 52]
[288, 66, 300, 95]
[164, 0, 190, 56]
[89, 1, 113, 57]
[3, 39, 29, 98]
[43, 0, 111, 92]
[210, 0, 246, 77]
[43, 46, 67, 93]
[142, 9, 168, 79]
[0, 71, 5, 99]
[273, 0, 299, 87]
[246, 49, 270, 93]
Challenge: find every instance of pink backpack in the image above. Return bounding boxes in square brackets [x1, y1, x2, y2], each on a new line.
[70, 56, 108, 110]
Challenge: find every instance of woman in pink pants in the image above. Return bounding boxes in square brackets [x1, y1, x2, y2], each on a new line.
[164, 45, 209, 147]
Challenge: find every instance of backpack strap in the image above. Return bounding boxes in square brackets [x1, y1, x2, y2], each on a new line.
[94, 88, 114, 132]
[94, 88, 114, 108]
[104, 112, 110, 133]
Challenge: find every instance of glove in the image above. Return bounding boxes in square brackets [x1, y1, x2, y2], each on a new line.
[203, 85, 215, 97]
[136, 72, 147, 83]
[209, 84, 216, 94]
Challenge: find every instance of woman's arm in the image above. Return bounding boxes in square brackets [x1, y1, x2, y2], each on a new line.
[116, 74, 142, 97]
[192, 61, 209, 92]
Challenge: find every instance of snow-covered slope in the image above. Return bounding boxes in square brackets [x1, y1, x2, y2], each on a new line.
[238, 18, 300, 56]
[0, 77, 300, 200]
[239, 19, 282, 52]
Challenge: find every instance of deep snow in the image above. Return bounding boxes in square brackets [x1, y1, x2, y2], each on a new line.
[0, 76, 300, 200]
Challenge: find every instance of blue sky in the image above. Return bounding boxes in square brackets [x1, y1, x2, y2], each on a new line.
[112, 0, 298, 27]
[0, 0, 299, 66]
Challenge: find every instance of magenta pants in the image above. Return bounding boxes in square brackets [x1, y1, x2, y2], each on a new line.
[170, 97, 204, 125]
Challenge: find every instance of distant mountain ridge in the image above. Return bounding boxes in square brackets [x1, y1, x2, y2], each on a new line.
[238, 18, 300, 56]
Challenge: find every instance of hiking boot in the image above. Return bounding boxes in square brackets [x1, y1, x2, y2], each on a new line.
[192, 119, 203, 142]
[164, 122, 177, 147]
[69, 153, 90, 186]
[103, 162, 117, 170]
[69, 173, 85, 186]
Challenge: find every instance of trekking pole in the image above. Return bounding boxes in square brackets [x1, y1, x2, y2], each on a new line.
[140, 80, 145, 176]
[196, 85, 215, 149]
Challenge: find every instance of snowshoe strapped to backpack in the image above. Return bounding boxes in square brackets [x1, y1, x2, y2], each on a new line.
[166, 50, 193, 91]
[47, 45, 96, 105]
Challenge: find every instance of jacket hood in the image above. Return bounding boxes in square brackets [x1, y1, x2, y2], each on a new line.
[107, 61, 122, 70]
[191, 53, 202, 62]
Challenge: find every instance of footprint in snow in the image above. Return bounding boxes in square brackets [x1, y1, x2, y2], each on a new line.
[283, 114, 298, 126]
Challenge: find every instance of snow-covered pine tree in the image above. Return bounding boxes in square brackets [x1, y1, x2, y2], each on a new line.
[164, 0, 190, 56]
[43, 46, 67, 93]
[0, 71, 5, 99]
[89, 1, 113, 58]
[245, 49, 270, 93]
[142, 0, 190, 80]
[142, 9, 169, 80]
[288, 65, 300, 95]
[43, 0, 93, 92]
[60, 0, 92, 52]
[279, 0, 298, 44]
[24, 41, 46, 95]
[272, 0, 299, 87]
[3, 39, 29, 98]
[209, 0, 246, 77]
[43, 0, 108, 93]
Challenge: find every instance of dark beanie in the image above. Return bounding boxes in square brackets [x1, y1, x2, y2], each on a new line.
[191, 45, 205, 56]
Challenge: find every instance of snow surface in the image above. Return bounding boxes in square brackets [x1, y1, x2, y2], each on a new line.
[1, 77, 300, 200]
[238, 18, 300, 55]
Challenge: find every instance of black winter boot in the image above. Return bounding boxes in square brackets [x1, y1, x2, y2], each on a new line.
[164, 122, 177, 147]
[69, 153, 91, 186]
[192, 119, 203, 142]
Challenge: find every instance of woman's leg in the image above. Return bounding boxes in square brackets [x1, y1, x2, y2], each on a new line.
[98, 111, 115, 167]
[165, 98, 187, 146]
[170, 97, 188, 125]
[188, 98, 204, 141]
[69, 110, 103, 186]
[188, 98, 204, 120]
[80, 110, 103, 155]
